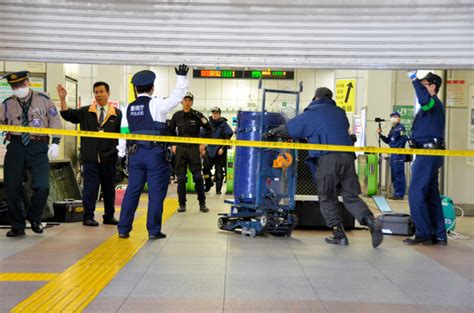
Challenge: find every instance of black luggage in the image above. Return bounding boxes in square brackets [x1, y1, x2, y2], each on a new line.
[53, 199, 83, 222]
[377, 213, 415, 236]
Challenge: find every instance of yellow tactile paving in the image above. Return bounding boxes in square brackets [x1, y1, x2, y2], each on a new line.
[12, 198, 178, 312]
[0, 273, 59, 281]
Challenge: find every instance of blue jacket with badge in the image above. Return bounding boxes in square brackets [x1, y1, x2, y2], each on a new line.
[411, 80, 445, 145]
[380, 123, 408, 148]
[286, 98, 353, 159]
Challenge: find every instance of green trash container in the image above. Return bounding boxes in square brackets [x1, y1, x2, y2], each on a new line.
[441, 195, 456, 232]
[226, 149, 234, 194]
[357, 154, 378, 196]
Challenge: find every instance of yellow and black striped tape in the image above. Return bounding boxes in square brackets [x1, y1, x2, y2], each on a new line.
[1, 125, 473, 158]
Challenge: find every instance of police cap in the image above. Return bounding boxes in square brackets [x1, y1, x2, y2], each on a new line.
[2, 71, 29, 84]
[211, 106, 221, 113]
[390, 111, 400, 118]
[184, 92, 194, 101]
[131, 70, 156, 88]
[420, 72, 442, 89]
[314, 87, 333, 100]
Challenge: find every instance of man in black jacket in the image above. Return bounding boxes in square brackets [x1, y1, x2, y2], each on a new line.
[57, 82, 122, 226]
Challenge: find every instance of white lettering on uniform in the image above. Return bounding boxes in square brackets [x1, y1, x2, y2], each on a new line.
[130, 105, 145, 116]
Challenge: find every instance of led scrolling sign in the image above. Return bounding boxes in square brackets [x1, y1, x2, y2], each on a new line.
[193, 69, 295, 80]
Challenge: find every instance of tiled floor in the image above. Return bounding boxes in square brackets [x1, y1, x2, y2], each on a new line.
[1, 191, 473, 313]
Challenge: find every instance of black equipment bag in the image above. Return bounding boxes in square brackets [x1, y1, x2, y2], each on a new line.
[53, 199, 83, 222]
[377, 213, 415, 236]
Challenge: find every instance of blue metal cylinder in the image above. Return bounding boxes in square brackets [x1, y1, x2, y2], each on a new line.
[234, 111, 286, 203]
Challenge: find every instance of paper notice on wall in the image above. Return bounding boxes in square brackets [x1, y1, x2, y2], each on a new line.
[447, 80, 466, 107]
[467, 85, 474, 166]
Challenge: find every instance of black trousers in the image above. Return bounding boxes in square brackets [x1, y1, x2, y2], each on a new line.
[4, 139, 49, 230]
[82, 162, 116, 221]
[315, 153, 372, 227]
[203, 153, 226, 192]
[175, 145, 206, 206]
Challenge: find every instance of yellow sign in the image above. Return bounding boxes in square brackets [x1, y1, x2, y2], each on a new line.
[335, 79, 356, 113]
[127, 74, 135, 103]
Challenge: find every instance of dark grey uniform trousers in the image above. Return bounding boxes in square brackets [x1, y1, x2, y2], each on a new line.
[315, 153, 371, 227]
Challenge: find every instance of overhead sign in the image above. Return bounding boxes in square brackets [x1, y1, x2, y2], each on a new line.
[193, 69, 294, 80]
[335, 79, 355, 113]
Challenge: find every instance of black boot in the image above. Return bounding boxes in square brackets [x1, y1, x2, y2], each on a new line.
[216, 179, 223, 195]
[204, 180, 214, 192]
[363, 215, 383, 248]
[325, 223, 348, 245]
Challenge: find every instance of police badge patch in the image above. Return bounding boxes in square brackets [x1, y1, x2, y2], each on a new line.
[32, 118, 42, 127]
[201, 117, 208, 124]
[48, 106, 58, 116]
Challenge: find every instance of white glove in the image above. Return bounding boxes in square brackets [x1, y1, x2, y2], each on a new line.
[48, 143, 60, 159]
[117, 139, 126, 158]
[407, 70, 418, 80]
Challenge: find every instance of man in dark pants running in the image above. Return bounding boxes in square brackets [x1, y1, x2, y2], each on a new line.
[169, 92, 213, 213]
[268, 87, 383, 247]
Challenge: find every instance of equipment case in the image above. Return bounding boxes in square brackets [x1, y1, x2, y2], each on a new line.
[378, 213, 415, 236]
[53, 199, 83, 223]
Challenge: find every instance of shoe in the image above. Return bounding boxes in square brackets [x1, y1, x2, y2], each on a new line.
[103, 217, 119, 225]
[6, 229, 25, 237]
[216, 191, 222, 195]
[433, 238, 448, 246]
[149, 232, 167, 240]
[325, 223, 348, 245]
[30, 221, 44, 234]
[205, 182, 214, 192]
[389, 196, 404, 200]
[199, 205, 209, 213]
[83, 219, 99, 227]
[118, 232, 130, 238]
[177, 205, 186, 213]
[364, 215, 383, 248]
[403, 237, 434, 245]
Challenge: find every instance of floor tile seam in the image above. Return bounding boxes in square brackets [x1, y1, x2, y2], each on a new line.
[222, 235, 230, 313]
[287, 240, 328, 313]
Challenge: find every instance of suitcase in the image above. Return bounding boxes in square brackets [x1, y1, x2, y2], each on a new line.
[378, 213, 415, 236]
[53, 199, 83, 222]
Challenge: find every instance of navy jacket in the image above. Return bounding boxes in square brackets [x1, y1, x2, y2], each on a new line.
[286, 98, 353, 159]
[381, 123, 408, 148]
[204, 117, 233, 158]
[411, 79, 445, 145]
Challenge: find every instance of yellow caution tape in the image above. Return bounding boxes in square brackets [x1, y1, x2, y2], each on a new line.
[1, 125, 473, 157]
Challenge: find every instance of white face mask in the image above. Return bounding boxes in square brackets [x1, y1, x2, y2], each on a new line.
[390, 117, 399, 124]
[13, 87, 30, 99]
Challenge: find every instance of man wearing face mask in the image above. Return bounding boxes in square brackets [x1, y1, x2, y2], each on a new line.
[404, 71, 447, 246]
[0, 71, 63, 237]
[377, 112, 408, 200]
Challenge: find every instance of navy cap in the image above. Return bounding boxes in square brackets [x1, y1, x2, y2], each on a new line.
[390, 111, 400, 117]
[420, 72, 442, 88]
[183, 92, 194, 101]
[211, 106, 221, 113]
[131, 70, 156, 88]
[2, 71, 29, 84]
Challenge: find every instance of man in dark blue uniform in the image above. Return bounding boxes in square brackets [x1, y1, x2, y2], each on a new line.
[269, 87, 383, 247]
[203, 106, 233, 194]
[117, 65, 189, 239]
[378, 112, 408, 200]
[404, 71, 447, 246]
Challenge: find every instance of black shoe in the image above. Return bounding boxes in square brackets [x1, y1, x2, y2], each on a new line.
[389, 196, 404, 200]
[149, 232, 167, 240]
[205, 182, 214, 192]
[433, 238, 448, 246]
[364, 215, 383, 248]
[118, 232, 130, 238]
[6, 229, 25, 237]
[103, 217, 119, 225]
[83, 219, 99, 227]
[403, 237, 434, 245]
[325, 223, 348, 245]
[199, 205, 209, 213]
[30, 221, 44, 234]
[216, 191, 222, 195]
[177, 205, 186, 213]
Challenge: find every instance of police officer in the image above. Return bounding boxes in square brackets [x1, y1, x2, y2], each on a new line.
[117, 65, 189, 239]
[0, 71, 62, 237]
[378, 112, 408, 200]
[404, 71, 447, 246]
[203, 106, 233, 194]
[169, 92, 213, 213]
[269, 87, 383, 248]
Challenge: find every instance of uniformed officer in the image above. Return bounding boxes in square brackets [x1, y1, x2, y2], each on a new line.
[0, 71, 62, 237]
[268, 87, 383, 248]
[169, 92, 213, 213]
[117, 65, 189, 239]
[378, 112, 408, 200]
[202, 106, 233, 194]
[404, 71, 447, 246]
